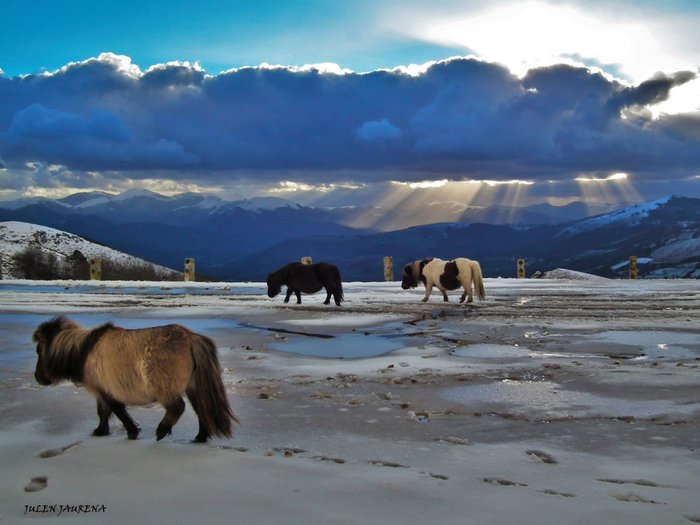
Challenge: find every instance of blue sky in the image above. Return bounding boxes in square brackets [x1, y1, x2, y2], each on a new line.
[1, 0, 699, 217]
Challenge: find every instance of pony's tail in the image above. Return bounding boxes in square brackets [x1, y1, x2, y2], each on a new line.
[470, 261, 486, 301]
[189, 335, 239, 439]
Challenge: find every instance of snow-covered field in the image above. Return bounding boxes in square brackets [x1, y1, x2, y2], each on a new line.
[1, 277, 699, 524]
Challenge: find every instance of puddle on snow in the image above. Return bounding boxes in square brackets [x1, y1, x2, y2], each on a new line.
[269, 332, 403, 359]
[588, 330, 700, 361]
[443, 380, 700, 419]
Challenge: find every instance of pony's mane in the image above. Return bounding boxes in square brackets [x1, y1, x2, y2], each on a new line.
[267, 262, 301, 285]
[266, 265, 284, 283]
[33, 315, 81, 343]
[36, 317, 114, 383]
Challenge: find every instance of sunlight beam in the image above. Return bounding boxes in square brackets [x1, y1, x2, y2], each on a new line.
[575, 172, 642, 212]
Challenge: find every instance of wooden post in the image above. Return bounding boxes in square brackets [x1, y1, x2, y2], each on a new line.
[516, 258, 526, 279]
[89, 258, 102, 280]
[628, 256, 638, 279]
[184, 258, 195, 282]
[383, 256, 394, 281]
[301, 256, 313, 265]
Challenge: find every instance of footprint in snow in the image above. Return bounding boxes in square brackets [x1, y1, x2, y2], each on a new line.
[24, 477, 48, 493]
[36, 441, 82, 459]
[611, 492, 665, 505]
[312, 456, 346, 464]
[367, 459, 408, 468]
[526, 449, 558, 464]
[482, 477, 527, 487]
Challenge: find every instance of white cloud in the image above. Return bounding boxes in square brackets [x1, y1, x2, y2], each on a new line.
[576, 172, 628, 182]
[54, 52, 142, 78]
[391, 1, 699, 112]
[392, 179, 449, 189]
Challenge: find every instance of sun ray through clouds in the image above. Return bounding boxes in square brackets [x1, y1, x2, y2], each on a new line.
[575, 172, 642, 213]
[346, 179, 534, 231]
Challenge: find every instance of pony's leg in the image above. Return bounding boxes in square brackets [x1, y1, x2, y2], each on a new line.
[440, 287, 449, 302]
[332, 290, 342, 306]
[155, 398, 186, 441]
[100, 391, 140, 439]
[323, 289, 332, 305]
[421, 284, 433, 302]
[284, 289, 292, 303]
[460, 284, 473, 303]
[194, 421, 209, 444]
[295, 290, 302, 304]
[186, 390, 209, 443]
[92, 396, 112, 436]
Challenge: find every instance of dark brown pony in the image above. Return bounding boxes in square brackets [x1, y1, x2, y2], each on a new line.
[266, 262, 344, 306]
[33, 316, 238, 443]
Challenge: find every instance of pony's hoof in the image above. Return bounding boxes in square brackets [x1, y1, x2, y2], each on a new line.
[192, 435, 208, 444]
[92, 428, 109, 437]
[127, 432, 139, 440]
[155, 427, 171, 441]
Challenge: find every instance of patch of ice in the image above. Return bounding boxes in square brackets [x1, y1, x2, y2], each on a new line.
[269, 332, 403, 358]
[452, 344, 530, 359]
[443, 380, 700, 419]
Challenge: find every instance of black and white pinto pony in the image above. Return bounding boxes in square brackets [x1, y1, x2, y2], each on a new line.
[401, 257, 485, 303]
[267, 262, 344, 306]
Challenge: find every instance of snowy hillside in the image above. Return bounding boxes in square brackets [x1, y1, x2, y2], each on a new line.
[0, 221, 179, 280]
[558, 196, 672, 236]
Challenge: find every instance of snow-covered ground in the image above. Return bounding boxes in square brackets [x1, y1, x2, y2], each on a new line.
[1, 278, 699, 524]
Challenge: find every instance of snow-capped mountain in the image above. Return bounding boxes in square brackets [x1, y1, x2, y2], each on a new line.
[1, 192, 698, 280]
[558, 196, 672, 236]
[0, 221, 178, 280]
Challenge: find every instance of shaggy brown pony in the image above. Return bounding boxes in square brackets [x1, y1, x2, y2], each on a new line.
[33, 316, 238, 443]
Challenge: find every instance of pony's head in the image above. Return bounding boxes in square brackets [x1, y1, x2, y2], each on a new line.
[401, 259, 433, 289]
[33, 316, 81, 386]
[266, 271, 282, 298]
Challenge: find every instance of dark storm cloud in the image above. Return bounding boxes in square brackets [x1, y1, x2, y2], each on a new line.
[0, 54, 697, 182]
[610, 71, 697, 109]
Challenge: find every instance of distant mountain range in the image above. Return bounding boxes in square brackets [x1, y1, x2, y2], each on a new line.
[1, 191, 699, 280]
